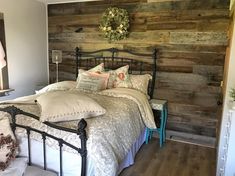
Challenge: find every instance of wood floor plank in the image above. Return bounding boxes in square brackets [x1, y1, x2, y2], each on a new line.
[119, 139, 216, 176]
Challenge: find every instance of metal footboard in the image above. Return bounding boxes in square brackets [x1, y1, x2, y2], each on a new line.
[0, 105, 87, 176]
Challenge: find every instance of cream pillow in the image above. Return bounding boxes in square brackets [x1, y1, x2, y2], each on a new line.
[36, 91, 106, 122]
[130, 74, 152, 95]
[36, 81, 77, 94]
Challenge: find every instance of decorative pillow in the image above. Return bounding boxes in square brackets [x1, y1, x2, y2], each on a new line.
[77, 63, 105, 76]
[130, 74, 152, 95]
[106, 65, 132, 88]
[36, 81, 77, 94]
[0, 157, 28, 176]
[36, 91, 106, 122]
[76, 72, 110, 92]
[0, 117, 18, 171]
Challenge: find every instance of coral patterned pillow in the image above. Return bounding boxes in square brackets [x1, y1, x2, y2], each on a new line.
[0, 117, 18, 171]
[106, 65, 132, 88]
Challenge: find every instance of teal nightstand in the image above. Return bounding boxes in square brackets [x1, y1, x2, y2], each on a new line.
[145, 99, 168, 147]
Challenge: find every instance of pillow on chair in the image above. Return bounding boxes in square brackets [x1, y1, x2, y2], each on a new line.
[0, 157, 28, 176]
[0, 117, 18, 171]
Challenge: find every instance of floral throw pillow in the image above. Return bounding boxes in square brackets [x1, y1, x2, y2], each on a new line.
[0, 117, 18, 171]
[77, 63, 105, 82]
[81, 63, 104, 74]
[106, 65, 132, 88]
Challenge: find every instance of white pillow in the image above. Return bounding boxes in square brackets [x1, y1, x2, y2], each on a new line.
[0, 157, 28, 176]
[36, 81, 77, 94]
[36, 91, 106, 122]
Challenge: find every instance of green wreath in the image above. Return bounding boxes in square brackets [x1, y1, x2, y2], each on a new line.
[100, 7, 129, 42]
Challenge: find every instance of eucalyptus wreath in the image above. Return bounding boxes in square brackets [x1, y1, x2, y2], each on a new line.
[100, 7, 130, 42]
[230, 88, 235, 101]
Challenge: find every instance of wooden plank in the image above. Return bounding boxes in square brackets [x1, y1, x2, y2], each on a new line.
[49, 31, 170, 44]
[166, 121, 216, 137]
[193, 65, 223, 80]
[156, 72, 208, 84]
[147, 21, 197, 31]
[156, 81, 221, 94]
[49, 42, 125, 51]
[123, 43, 227, 54]
[147, 19, 229, 32]
[157, 59, 224, 73]
[166, 102, 218, 119]
[154, 88, 220, 107]
[168, 115, 217, 129]
[48, 1, 229, 16]
[159, 51, 225, 66]
[48, 14, 101, 26]
[170, 32, 228, 45]
[141, 9, 229, 22]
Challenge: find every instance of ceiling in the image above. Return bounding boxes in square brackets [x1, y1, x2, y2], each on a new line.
[36, 0, 102, 4]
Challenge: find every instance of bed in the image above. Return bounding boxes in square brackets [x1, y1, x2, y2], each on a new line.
[0, 47, 158, 176]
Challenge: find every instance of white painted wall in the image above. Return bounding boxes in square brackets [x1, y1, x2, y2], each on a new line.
[217, 4, 235, 176]
[0, 0, 48, 100]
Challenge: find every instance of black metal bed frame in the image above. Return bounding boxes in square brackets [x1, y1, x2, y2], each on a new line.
[75, 47, 157, 99]
[0, 105, 87, 176]
[0, 47, 157, 176]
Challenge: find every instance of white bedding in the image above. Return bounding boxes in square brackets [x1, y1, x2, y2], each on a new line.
[17, 128, 146, 176]
[0, 88, 155, 176]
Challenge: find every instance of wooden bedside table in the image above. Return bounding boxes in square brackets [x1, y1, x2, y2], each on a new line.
[145, 99, 168, 147]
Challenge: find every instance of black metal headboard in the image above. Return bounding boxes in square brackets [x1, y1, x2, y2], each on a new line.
[75, 47, 157, 98]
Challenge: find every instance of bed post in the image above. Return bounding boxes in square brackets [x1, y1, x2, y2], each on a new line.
[75, 47, 80, 79]
[0, 106, 21, 134]
[78, 119, 87, 176]
[150, 48, 157, 99]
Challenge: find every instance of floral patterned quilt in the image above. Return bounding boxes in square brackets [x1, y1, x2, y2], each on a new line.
[0, 88, 155, 176]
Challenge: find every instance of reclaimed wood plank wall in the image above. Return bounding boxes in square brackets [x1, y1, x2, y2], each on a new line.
[48, 0, 230, 144]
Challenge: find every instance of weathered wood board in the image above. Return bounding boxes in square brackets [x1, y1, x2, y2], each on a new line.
[48, 0, 230, 145]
